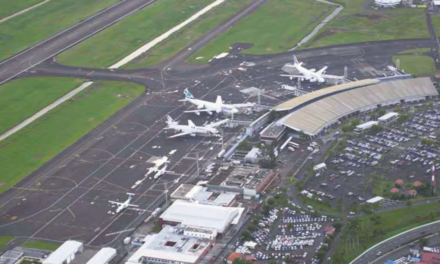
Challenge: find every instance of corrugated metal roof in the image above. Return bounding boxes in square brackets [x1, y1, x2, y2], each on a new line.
[159, 200, 240, 233]
[272, 79, 380, 111]
[281, 78, 438, 135]
[86, 248, 116, 264]
[43, 241, 82, 264]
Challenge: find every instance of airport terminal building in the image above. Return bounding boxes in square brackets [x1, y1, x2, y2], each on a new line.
[272, 77, 438, 137]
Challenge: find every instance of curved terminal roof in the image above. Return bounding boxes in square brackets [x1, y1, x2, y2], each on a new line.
[281, 78, 438, 136]
[273, 79, 380, 111]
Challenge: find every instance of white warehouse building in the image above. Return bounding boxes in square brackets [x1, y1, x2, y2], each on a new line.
[86, 247, 117, 264]
[43, 241, 83, 264]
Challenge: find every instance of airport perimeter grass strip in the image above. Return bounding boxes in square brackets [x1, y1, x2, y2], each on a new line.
[0, 0, 44, 20]
[187, 0, 333, 63]
[306, 0, 429, 48]
[0, 81, 145, 195]
[126, 0, 252, 68]
[21, 241, 59, 251]
[0, 78, 83, 136]
[0, 0, 119, 61]
[0, 236, 14, 249]
[392, 55, 436, 76]
[57, 0, 214, 68]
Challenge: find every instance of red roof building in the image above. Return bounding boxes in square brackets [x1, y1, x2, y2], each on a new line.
[227, 253, 243, 264]
[395, 179, 404, 186]
[408, 189, 418, 196]
[414, 181, 422, 187]
[390, 187, 400, 194]
[324, 226, 335, 236]
[416, 251, 440, 264]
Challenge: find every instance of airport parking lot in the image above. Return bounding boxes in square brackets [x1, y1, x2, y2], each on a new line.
[233, 196, 336, 264]
[302, 101, 440, 211]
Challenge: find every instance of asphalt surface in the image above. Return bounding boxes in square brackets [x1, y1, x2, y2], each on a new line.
[1, 0, 440, 259]
[0, 0, 156, 86]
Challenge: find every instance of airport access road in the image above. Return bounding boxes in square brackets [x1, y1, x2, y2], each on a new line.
[0, 0, 156, 86]
[352, 220, 440, 264]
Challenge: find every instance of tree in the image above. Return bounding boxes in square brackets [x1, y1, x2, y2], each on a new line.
[268, 260, 277, 264]
[370, 124, 384, 134]
[259, 143, 276, 169]
[242, 230, 252, 241]
[332, 222, 343, 231]
[287, 223, 294, 230]
[378, 109, 386, 116]
[419, 237, 429, 247]
[267, 198, 275, 206]
[285, 254, 291, 262]
[233, 259, 252, 264]
[406, 200, 412, 207]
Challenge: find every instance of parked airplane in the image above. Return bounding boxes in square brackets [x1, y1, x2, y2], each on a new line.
[146, 156, 170, 179]
[280, 55, 344, 83]
[181, 89, 254, 115]
[109, 193, 138, 214]
[165, 115, 228, 138]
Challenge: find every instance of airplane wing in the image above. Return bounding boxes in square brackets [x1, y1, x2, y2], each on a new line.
[126, 204, 139, 208]
[322, 74, 344, 80]
[231, 102, 255, 108]
[109, 201, 123, 205]
[169, 132, 193, 138]
[184, 109, 213, 114]
[207, 119, 229, 128]
[316, 66, 328, 75]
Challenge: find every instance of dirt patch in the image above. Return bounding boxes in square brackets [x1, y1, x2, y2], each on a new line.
[354, 12, 386, 21]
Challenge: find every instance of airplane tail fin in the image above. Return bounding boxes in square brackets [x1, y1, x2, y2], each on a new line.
[166, 115, 177, 126]
[215, 95, 222, 105]
[188, 120, 196, 127]
[293, 55, 299, 65]
[184, 88, 194, 99]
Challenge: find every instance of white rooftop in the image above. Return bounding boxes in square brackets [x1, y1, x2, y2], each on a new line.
[245, 148, 261, 160]
[125, 225, 211, 264]
[172, 185, 236, 207]
[160, 200, 241, 233]
[86, 247, 117, 264]
[378, 112, 399, 121]
[43, 241, 82, 264]
[366, 196, 384, 204]
[356, 121, 379, 130]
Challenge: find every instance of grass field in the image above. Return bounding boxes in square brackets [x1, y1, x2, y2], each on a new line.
[396, 48, 431, 54]
[57, 0, 213, 68]
[0, 78, 83, 136]
[0, 0, 119, 61]
[431, 15, 440, 36]
[22, 240, 59, 251]
[0, 0, 44, 20]
[126, 0, 252, 68]
[331, 202, 440, 263]
[306, 0, 429, 48]
[187, 0, 333, 63]
[0, 81, 144, 194]
[392, 54, 436, 76]
[0, 236, 14, 249]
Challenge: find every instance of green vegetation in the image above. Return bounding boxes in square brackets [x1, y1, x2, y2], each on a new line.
[188, 0, 332, 63]
[57, 0, 213, 68]
[0, 0, 119, 61]
[0, 236, 14, 249]
[22, 240, 59, 251]
[331, 202, 440, 263]
[396, 48, 431, 54]
[392, 54, 436, 76]
[307, 0, 429, 48]
[302, 196, 340, 212]
[0, 0, 43, 19]
[127, 0, 252, 68]
[0, 78, 83, 135]
[0, 81, 144, 194]
[372, 180, 391, 196]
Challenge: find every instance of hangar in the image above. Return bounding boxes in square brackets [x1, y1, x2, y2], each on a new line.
[274, 78, 438, 136]
[158, 200, 244, 235]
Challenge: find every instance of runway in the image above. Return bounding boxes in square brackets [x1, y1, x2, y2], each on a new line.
[0, 0, 157, 86]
